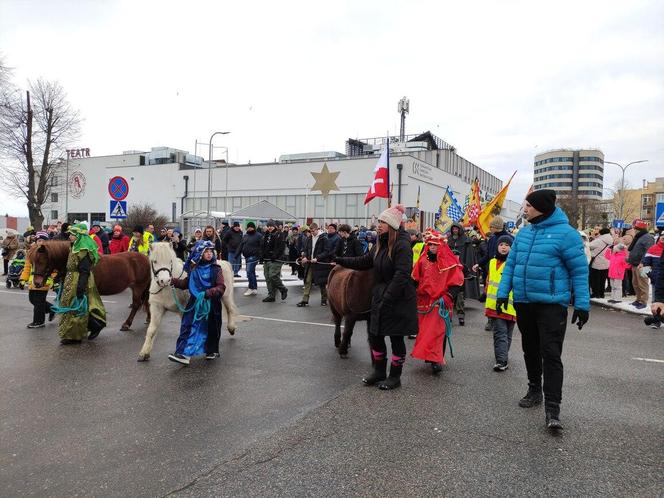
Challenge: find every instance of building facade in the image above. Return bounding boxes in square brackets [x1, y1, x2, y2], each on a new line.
[533, 149, 604, 200]
[43, 132, 510, 232]
[640, 177, 664, 228]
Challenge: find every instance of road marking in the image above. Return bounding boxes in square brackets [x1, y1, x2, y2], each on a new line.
[632, 357, 664, 364]
[0, 289, 116, 303]
[240, 315, 339, 328]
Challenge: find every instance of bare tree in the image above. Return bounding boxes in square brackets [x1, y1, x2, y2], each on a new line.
[0, 79, 81, 229]
[557, 196, 607, 229]
[121, 203, 169, 233]
[608, 179, 639, 222]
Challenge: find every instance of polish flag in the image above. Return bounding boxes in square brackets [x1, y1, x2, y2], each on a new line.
[364, 146, 390, 205]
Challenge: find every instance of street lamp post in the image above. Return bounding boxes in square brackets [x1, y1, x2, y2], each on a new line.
[605, 160, 648, 221]
[207, 131, 230, 220]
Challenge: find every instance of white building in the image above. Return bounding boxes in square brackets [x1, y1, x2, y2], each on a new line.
[44, 132, 509, 231]
[533, 148, 604, 200]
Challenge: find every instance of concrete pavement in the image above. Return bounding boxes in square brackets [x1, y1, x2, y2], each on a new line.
[0, 279, 662, 497]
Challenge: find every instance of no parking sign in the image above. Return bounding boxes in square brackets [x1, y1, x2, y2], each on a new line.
[108, 176, 129, 201]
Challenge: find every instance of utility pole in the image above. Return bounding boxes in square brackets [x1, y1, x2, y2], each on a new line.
[605, 160, 648, 221]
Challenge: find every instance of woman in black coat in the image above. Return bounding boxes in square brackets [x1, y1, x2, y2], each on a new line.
[335, 205, 417, 390]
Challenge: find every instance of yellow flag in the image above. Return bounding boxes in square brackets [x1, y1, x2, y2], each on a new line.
[477, 172, 516, 237]
[434, 188, 454, 233]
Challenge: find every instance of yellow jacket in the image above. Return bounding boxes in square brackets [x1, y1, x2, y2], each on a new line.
[485, 258, 516, 317]
[20, 258, 55, 291]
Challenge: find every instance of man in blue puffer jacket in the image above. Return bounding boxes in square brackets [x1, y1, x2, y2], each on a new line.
[496, 189, 590, 432]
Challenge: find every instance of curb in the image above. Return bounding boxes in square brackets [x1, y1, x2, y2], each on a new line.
[590, 298, 652, 316]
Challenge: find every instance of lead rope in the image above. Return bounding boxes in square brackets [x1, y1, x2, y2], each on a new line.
[51, 283, 89, 316]
[417, 298, 454, 358]
[170, 286, 210, 322]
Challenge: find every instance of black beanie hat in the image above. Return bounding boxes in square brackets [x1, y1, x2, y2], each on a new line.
[496, 235, 513, 247]
[246, 222, 256, 229]
[526, 189, 556, 215]
[133, 225, 144, 234]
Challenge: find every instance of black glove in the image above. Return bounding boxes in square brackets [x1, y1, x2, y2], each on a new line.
[571, 309, 589, 330]
[495, 298, 509, 314]
[76, 287, 85, 300]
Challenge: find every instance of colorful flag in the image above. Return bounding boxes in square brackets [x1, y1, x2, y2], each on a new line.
[462, 178, 482, 227]
[434, 186, 464, 233]
[364, 144, 390, 205]
[477, 171, 516, 237]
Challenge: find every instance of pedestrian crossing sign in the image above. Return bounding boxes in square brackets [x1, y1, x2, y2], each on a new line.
[110, 200, 128, 219]
[656, 202, 664, 228]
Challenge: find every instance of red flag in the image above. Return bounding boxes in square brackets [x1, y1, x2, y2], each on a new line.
[364, 145, 390, 205]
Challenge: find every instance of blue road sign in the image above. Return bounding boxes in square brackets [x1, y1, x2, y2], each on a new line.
[506, 221, 515, 230]
[110, 200, 127, 219]
[655, 202, 664, 228]
[612, 219, 624, 229]
[108, 176, 129, 201]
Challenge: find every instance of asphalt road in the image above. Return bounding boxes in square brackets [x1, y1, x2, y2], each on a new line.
[0, 280, 662, 497]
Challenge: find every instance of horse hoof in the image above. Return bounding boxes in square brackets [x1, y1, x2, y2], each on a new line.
[339, 353, 349, 359]
[137, 354, 150, 362]
[227, 328, 235, 336]
[120, 325, 130, 331]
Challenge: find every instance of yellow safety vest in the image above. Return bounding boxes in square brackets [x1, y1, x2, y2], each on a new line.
[412, 242, 424, 266]
[485, 258, 516, 317]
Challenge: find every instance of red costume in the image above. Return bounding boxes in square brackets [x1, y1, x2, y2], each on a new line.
[411, 230, 465, 365]
[109, 226, 130, 254]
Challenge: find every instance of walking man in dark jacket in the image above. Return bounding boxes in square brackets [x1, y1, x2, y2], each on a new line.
[297, 223, 334, 307]
[223, 222, 244, 277]
[651, 246, 664, 320]
[260, 220, 288, 302]
[496, 190, 590, 432]
[335, 224, 363, 258]
[627, 219, 655, 309]
[239, 222, 262, 296]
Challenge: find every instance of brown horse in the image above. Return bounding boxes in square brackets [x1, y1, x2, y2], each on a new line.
[326, 265, 373, 358]
[30, 241, 152, 331]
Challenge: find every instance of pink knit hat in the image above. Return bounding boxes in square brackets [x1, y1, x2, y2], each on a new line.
[378, 204, 406, 230]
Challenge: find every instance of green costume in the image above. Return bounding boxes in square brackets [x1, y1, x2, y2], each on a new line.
[58, 224, 106, 341]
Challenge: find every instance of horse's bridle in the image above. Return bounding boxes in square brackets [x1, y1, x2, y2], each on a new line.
[150, 260, 184, 294]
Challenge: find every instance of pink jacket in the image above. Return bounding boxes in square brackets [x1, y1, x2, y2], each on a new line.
[604, 248, 630, 280]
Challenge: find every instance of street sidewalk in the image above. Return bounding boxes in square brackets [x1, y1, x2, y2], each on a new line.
[591, 296, 652, 316]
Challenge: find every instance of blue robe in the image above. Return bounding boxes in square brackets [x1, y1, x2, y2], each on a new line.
[176, 263, 214, 356]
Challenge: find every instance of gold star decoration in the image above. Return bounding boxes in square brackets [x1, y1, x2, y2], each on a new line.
[310, 163, 340, 198]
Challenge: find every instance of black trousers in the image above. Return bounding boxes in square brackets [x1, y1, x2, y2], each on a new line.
[514, 303, 568, 407]
[28, 290, 52, 325]
[368, 334, 406, 363]
[589, 268, 608, 298]
[3, 258, 8, 275]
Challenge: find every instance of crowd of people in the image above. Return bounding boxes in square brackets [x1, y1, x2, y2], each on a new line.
[3, 187, 663, 432]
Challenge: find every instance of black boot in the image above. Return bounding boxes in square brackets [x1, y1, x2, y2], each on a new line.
[362, 358, 387, 386]
[518, 383, 543, 408]
[545, 402, 563, 431]
[379, 365, 402, 390]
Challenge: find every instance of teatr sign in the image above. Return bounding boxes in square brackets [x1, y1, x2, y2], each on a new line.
[66, 148, 91, 159]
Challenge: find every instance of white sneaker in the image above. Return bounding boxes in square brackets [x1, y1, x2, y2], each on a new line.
[251, 289, 258, 295]
[243, 289, 253, 296]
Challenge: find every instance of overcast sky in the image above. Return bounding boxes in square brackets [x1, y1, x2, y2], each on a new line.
[1, 0, 663, 217]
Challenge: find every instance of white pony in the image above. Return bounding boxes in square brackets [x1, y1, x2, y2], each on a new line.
[138, 242, 239, 361]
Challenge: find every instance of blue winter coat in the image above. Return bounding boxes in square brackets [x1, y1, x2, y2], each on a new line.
[497, 208, 590, 311]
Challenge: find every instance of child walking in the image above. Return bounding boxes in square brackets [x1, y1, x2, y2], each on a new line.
[21, 231, 55, 328]
[488, 235, 517, 371]
[604, 243, 630, 303]
[168, 240, 226, 365]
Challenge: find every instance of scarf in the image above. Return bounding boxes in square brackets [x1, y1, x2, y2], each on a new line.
[68, 223, 100, 265]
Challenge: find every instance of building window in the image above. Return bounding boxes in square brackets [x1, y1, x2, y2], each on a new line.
[51, 193, 58, 203]
[657, 193, 664, 203]
[68, 212, 87, 224]
[90, 212, 106, 224]
[51, 210, 58, 220]
[50, 176, 58, 187]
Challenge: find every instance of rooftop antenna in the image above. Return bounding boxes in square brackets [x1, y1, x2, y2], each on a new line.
[398, 96, 409, 142]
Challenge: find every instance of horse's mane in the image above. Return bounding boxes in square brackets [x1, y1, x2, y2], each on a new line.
[36, 240, 71, 266]
[150, 241, 176, 261]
